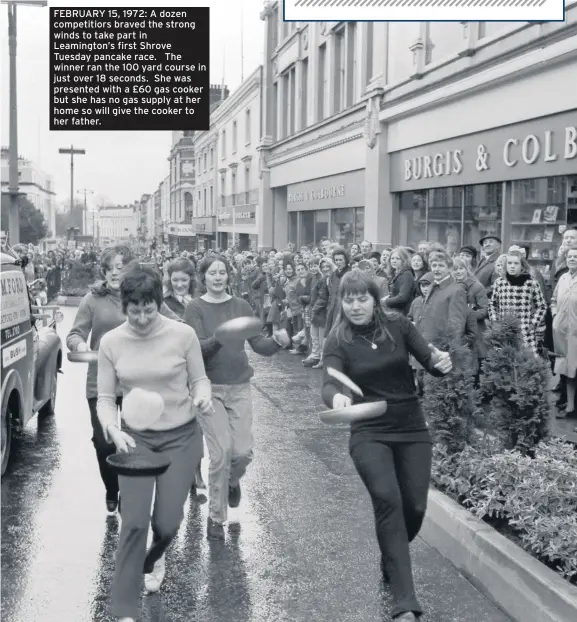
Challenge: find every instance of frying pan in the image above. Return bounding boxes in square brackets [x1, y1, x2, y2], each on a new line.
[318, 400, 387, 424]
[326, 367, 364, 397]
[67, 350, 98, 363]
[107, 446, 171, 477]
[214, 317, 262, 342]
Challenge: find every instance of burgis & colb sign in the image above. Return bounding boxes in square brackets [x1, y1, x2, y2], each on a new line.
[389, 111, 577, 192]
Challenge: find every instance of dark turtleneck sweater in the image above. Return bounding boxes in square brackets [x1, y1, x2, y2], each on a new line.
[322, 314, 443, 443]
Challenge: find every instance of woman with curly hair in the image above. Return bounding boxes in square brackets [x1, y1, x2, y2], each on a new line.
[66, 246, 180, 516]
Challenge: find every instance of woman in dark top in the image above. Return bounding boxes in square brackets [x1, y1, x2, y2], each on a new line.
[322, 271, 452, 622]
[184, 255, 291, 541]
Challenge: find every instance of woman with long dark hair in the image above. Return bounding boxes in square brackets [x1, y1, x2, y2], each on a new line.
[67, 246, 180, 517]
[184, 255, 291, 540]
[321, 271, 452, 621]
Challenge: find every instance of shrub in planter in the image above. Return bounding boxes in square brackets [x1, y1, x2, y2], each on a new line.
[480, 316, 551, 454]
[432, 438, 577, 582]
[60, 260, 99, 297]
[423, 335, 479, 455]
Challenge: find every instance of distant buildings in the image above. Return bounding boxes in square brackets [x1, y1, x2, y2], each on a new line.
[0, 147, 56, 240]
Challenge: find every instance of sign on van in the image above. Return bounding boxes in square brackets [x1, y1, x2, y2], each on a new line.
[1, 271, 30, 331]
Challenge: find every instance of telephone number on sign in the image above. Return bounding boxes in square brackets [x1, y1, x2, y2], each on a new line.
[2, 339, 27, 368]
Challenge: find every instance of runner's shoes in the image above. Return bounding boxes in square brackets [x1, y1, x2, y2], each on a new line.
[207, 517, 225, 540]
[144, 554, 166, 593]
[228, 483, 241, 508]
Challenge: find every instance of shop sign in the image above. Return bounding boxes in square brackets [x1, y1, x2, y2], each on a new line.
[234, 206, 256, 226]
[189, 217, 216, 234]
[180, 159, 195, 180]
[286, 169, 365, 212]
[168, 223, 196, 237]
[217, 210, 233, 228]
[390, 111, 577, 191]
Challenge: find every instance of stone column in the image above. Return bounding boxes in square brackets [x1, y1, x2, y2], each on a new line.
[272, 186, 288, 249]
[363, 90, 397, 249]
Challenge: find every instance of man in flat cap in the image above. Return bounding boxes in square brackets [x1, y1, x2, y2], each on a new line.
[474, 235, 502, 295]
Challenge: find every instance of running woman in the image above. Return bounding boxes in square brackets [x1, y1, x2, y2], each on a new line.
[321, 270, 452, 621]
[67, 246, 180, 516]
[184, 255, 291, 540]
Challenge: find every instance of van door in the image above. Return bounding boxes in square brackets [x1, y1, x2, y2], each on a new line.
[1, 268, 35, 426]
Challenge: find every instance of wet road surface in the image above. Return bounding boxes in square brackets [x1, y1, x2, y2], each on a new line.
[1, 307, 513, 621]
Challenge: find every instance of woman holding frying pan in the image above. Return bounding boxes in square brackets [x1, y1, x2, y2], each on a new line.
[97, 263, 212, 622]
[184, 255, 291, 541]
[321, 270, 452, 622]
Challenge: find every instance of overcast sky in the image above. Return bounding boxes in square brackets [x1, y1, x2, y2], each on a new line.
[0, 0, 264, 210]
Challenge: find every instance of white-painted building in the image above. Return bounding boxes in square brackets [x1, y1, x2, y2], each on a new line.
[98, 205, 137, 241]
[207, 66, 263, 251]
[258, 1, 577, 283]
[0, 147, 56, 240]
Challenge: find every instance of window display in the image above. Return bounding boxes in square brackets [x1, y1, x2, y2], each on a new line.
[399, 183, 503, 251]
[288, 207, 365, 250]
[508, 176, 567, 286]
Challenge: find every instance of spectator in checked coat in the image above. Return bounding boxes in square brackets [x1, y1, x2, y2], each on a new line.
[418, 251, 469, 349]
[489, 250, 548, 357]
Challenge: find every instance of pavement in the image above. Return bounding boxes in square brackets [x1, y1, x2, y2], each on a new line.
[1, 307, 515, 621]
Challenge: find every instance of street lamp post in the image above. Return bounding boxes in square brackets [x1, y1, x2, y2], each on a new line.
[59, 145, 86, 224]
[77, 188, 94, 236]
[2, 0, 48, 245]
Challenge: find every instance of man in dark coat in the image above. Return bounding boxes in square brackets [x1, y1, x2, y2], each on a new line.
[419, 251, 468, 347]
[474, 235, 502, 295]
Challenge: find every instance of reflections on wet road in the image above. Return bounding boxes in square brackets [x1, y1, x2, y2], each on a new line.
[1, 308, 511, 622]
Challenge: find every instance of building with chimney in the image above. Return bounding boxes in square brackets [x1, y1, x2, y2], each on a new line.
[167, 85, 229, 252]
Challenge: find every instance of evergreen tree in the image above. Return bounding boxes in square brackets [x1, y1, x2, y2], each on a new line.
[423, 333, 479, 455]
[480, 316, 551, 455]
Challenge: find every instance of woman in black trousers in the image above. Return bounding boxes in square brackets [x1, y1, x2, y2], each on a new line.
[321, 271, 452, 621]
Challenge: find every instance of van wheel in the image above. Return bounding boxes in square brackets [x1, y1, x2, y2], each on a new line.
[39, 370, 57, 417]
[1, 403, 13, 477]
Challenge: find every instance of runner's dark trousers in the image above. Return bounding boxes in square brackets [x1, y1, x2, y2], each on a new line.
[349, 437, 432, 619]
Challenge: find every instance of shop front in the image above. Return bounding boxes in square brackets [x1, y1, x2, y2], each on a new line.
[217, 208, 233, 250]
[189, 216, 217, 252]
[286, 169, 365, 250]
[167, 223, 196, 253]
[390, 110, 577, 287]
[234, 205, 258, 252]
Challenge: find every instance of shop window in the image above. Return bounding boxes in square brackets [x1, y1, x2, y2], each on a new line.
[301, 211, 315, 249]
[331, 207, 355, 248]
[315, 210, 330, 246]
[354, 207, 365, 244]
[508, 176, 568, 288]
[399, 184, 503, 252]
[463, 183, 502, 248]
[289, 212, 298, 246]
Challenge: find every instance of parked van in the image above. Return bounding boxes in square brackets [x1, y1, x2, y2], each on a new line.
[1, 251, 62, 476]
